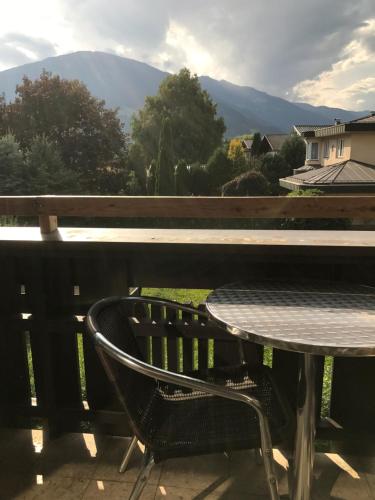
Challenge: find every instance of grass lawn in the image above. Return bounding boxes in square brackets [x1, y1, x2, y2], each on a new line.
[142, 288, 211, 306]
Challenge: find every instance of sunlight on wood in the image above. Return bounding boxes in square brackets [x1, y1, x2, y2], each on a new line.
[325, 453, 360, 479]
[159, 485, 167, 496]
[83, 433, 97, 458]
[137, 441, 145, 453]
[36, 475, 43, 485]
[273, 448, 289, 470]
[31, 429, 43, 453]
[96, 480, 105, 490]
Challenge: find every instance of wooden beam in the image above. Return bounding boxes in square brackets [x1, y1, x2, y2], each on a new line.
[39, 215, 58, 234]
[0, 195, 374, 219]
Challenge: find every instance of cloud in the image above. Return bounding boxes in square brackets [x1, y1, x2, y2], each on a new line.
[0, 33, 57, 69]
[1, 0, 374, 109]
[293, 19, 375, 109]
[59, 0, 375, 106]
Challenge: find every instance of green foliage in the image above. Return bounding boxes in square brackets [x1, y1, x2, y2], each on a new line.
[188, 163, 210, 195]
[0, 134, 26, 194]
[175, 159, 190, 195]
[124, 170, 143, 195]
[251, 132, 262, 157]
[222, 170, 270, 196]
[146, 159, 157, 195]
[155, 117, 175, 195]
[282, 189, 351, 229]
[206, 148, 234, 194]
[24, 135, 79, 194]
[280, 135, 306, 170]
[3, 71, 127, 192]
[260, 153, 292, 195]
[132, 68, 225, 165]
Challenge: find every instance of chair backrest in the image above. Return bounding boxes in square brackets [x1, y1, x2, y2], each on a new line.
[87, 296, 263, 441]
[87, 298, 158, 442]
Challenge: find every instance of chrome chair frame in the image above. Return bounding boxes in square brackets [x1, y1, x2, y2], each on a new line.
[87, 296, 280, 500]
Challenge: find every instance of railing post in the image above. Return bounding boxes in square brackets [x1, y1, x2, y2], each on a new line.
[39, 215, 58, 234]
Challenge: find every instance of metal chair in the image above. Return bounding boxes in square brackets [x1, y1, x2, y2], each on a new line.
[86, 296, 293, 500]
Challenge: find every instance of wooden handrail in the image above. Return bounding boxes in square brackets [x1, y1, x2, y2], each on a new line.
[0, 195, 374, 218]
[0, 195, 374, 233]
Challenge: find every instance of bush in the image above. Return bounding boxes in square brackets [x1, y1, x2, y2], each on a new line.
[222, 170, 270, 196]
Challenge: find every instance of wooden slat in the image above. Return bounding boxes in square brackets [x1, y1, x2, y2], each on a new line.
[74, 257, 128, 412]
[0, 195, 375, 219]
[39, 215, 58, 234]
[330, 358, 375, 430]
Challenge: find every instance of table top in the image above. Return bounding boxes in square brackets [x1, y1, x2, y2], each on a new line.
[206, 281, 375, 356]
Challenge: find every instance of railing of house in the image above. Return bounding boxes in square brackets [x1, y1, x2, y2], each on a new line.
[0, 195, 375, 451]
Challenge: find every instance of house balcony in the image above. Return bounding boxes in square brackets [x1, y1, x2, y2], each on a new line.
[1, 195, 375, 499]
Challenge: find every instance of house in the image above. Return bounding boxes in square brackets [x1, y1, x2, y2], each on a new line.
[241, 139, 253, 160]
[258, 134, 289, 155]
[280, 113, 375, 193]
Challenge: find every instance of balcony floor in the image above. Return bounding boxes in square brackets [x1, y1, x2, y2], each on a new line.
[1, 428, 375, 499]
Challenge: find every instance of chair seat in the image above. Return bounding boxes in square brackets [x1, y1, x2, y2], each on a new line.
[139, 364, 292, 462]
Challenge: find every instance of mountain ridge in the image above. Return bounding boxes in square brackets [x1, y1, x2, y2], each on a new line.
[0, 51, 367, 136]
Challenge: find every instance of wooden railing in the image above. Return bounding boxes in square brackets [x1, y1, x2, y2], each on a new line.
[0, 195, 375, 233]
[0, 195, 375, 451]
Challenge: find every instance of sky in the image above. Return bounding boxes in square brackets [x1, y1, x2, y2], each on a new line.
[0, 0, 374, 110]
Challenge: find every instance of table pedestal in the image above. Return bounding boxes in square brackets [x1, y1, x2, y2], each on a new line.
[291, 353, 316, 500]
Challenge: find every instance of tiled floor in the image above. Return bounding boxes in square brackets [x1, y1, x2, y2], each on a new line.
[1, 428, 375, 499]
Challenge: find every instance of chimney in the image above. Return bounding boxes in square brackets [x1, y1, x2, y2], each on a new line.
[334, 118, 341, 125]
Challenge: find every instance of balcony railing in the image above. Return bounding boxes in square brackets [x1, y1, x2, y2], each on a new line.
[0, 195, 375, 452]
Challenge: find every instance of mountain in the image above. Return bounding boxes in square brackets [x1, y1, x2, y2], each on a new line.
[0, 51, 367, 136]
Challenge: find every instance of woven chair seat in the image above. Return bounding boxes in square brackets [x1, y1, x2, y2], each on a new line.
[139, 364, 291, 462]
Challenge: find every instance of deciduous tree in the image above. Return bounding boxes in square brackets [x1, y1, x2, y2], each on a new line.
[280, 135, 306, 170]
[3, 71, 127, 191]
[132, 68, 225, 165]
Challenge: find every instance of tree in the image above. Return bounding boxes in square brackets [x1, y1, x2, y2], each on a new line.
[206, 148, 234, 194]
[251, 132, 262, 157]
[24, 135, 79, 194]
[3, 71, 127, 191]
[146, 160, 157, 195]
[189, 163, 210, 195]
[260, 153, 292, 195]
[227, 139, 247, 176]
[0, 134, 26, 194]
[175, 159, 190, 195]
[132, 68, 225, 165]
[124, 170, 143, 195]
[155, 117, 175, 195]
[222, 170, 270, 196]
[280, 135, 306, 170]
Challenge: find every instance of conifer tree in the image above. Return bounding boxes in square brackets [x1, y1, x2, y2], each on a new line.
[155, 117, 174, 195]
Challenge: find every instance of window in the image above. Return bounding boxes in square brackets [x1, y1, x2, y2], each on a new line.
[337, 138, 344, 158]
[323, 141, 329, 158]
[307, 142, 319, 160]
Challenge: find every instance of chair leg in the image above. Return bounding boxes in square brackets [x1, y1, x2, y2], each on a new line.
[129, 448, 155, 500]
[258, 415, 279, 500]
[119, 435, 138, 473]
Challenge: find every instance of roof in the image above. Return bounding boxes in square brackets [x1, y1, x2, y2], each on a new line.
[242, 139, 253, 150]
[293, 125, 330, 135]
[301, 112, 375, 138]
[349, 113, 375, 124]
[263, 134, 289, 151]
[280, 160, 375, 193]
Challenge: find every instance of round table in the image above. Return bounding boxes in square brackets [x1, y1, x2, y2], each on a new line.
[206, 281, 375, 500]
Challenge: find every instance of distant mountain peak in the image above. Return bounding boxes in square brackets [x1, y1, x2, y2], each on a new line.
[0, 51, 367, 136]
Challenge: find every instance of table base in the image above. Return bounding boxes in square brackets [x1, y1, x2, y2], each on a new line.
[291, 353, 316, 500]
